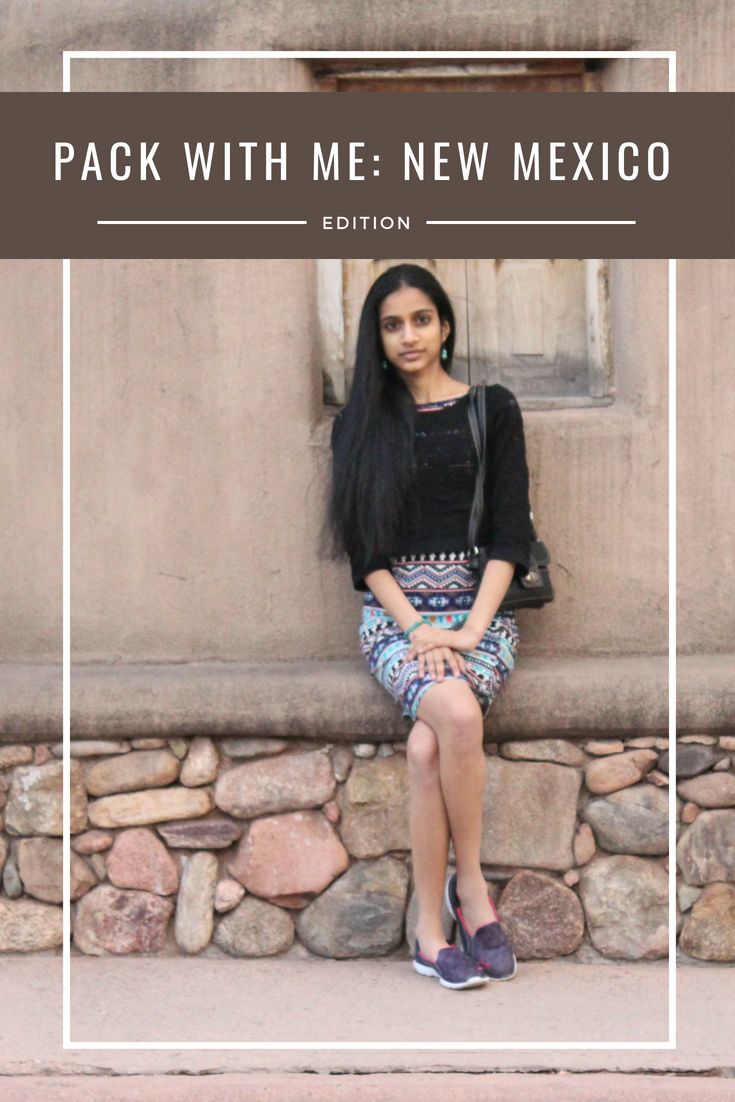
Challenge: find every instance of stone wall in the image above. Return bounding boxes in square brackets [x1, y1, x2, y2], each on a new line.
[0, 734, 733, 962]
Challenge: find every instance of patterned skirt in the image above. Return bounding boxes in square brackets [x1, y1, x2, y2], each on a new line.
[358, 553, 519, 723]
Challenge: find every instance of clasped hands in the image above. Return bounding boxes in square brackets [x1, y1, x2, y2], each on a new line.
[402, 621, 483, 681]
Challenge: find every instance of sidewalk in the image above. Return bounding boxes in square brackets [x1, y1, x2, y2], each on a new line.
[2, 957, 733, 1098]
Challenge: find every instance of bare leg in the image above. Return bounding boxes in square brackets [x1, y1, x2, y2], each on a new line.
[417, 679, 496, 935]
[406, 719, 453, 961]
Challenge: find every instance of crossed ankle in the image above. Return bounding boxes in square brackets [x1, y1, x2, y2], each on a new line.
[415, 921, 450, 943]
[455, 869, 490, 894]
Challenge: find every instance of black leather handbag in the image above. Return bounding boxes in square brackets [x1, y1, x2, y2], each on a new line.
[466, 383, 555, 612]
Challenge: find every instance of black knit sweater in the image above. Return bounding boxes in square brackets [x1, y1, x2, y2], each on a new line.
[334, 383, 533, 592]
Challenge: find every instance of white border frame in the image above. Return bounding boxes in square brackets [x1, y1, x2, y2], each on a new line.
[61, 49, 677, 1052]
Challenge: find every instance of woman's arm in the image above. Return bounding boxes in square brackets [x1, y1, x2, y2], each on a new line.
[462, 559, 515, 642]
[364, 568, 469, 680]
[362, 568, 430, 634]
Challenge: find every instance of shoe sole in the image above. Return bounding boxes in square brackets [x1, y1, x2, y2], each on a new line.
[412, 959, 489, 989]
[444, 876, 518, 982]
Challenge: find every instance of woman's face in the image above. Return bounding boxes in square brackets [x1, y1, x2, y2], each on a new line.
[378, 285, 450, 375]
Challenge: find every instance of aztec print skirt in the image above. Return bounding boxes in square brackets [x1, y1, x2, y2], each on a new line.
[358, 553, 519, 724]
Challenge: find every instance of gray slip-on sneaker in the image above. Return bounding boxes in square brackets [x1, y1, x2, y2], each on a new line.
[413, 938, 489, 990]
[445, 872, 518, 981]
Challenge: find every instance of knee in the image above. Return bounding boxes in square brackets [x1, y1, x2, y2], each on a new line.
[426, 684, 483, 750]
[406, 721, 440, 779]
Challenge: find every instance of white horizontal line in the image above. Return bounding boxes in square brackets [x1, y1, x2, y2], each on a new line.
[64, 50, 676, 59]
[96, 220, 308, 225]
[426, 219, 636, 225]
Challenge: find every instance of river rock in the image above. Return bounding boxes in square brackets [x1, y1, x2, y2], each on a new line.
[5, 761, 87, 835]
[676, 810, 735, 885]
[175, 852, 217, 954]
[582, 783, 669, 855]
[88, 786, 213, 828]
[497, 871, 585, 958]
[3, 856, 22, 896]
[296, 856, 409, 958]
[678, 884, 702, 913]
[481, 759, 581, 870]
[339, 756, 409, 858]
[658, 744, 724, 778]
[180, 737, 219, 787]
[72, 830, 114, 855]
[0, 898, 63, 951]
[214, 878, 245, 913]
[323, 801, 340, 824]
[228, 810, 349, 898]
[88, 853, 107, 880]
[83, 749, 180, 797]
[220, 738, 289, 758]
[214, 895, 294, 956]
[214, 749, 335, 818]
[500, 740, 586, 767]
[106, 828, 179, 894]
[584, 750, 658, 796]
[679, 883, 735, 961]
[72, 884, 173, 954]
[578, 855, 668, 959]
[330, 746, 353, 782]
[573, 822, 596, 866]
[354, 743, 377, 759]
[52, 740, 131, 758]
[0, 745, 34, 768]
[16, 837, 96, 902]
[583, 740, 625, 756]
[156, 816, 242, 849]
[676, 773, 735, 808]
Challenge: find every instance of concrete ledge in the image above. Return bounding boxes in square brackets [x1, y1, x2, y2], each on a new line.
[0, 654, 730, 742]
[676, 653, 735, 732]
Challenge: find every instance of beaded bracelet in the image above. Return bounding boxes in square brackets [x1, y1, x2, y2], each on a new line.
[404, 618, 426, 638]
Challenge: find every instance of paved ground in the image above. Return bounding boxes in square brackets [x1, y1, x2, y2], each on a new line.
[1, 957, 733, 1099]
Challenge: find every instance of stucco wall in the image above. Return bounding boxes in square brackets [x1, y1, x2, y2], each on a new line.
[0, 2, 731, 683]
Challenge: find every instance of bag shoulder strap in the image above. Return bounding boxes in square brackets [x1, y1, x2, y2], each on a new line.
[467, 383, 539, 549]
[467, 384, 486, 550]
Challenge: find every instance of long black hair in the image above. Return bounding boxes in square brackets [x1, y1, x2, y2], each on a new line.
[323, 263, 457, 578]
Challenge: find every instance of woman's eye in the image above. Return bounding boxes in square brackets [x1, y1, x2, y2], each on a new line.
[417, 315, 431, 324]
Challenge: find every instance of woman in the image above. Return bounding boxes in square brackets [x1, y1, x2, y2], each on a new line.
[326, 264, 533, 991]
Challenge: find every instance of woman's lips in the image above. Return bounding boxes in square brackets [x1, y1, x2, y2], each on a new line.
[401, 351, 422, 359]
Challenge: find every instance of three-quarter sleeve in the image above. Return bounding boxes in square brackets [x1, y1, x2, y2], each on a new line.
[480, 385, 533, 574]
[350, 556, 392, 592]
[330, 413, 392, 592]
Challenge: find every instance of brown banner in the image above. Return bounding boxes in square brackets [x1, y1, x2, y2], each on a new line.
[1, 91, 733, 258]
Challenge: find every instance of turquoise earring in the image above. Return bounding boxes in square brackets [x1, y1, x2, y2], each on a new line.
[441, 345, 448, 362]
[382, 359, 389, 371]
